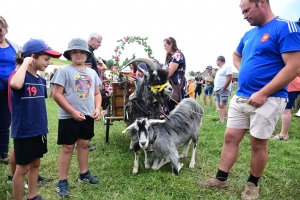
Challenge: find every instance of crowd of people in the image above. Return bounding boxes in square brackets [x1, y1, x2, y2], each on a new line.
[1, 0, 300, 199]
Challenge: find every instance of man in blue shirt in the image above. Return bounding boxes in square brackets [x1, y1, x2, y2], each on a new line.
[198, 1, 300, 199]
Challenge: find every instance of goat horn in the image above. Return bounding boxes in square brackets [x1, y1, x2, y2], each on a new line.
[126, 58, 160, 71]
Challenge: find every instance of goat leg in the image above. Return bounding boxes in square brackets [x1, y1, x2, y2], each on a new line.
[143, 149, 150, 169]
[189, 143, 197, 169]
[180, 139, 192, 158]
[152, 158, 170, 170]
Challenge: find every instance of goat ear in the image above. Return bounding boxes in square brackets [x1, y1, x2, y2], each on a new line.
[122, 123, 136, 133]
[148, 119, 165, 125]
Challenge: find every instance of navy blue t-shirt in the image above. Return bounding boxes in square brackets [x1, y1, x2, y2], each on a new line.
[11, 71, 48, 139]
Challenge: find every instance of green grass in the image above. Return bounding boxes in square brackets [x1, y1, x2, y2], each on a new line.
[1, 91, 300, 199]
[50, 58, 71, 66]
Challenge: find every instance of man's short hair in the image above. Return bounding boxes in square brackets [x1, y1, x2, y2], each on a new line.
[217, 56, 226, 62]
[206, 65, 213, 70]
[197, 71, 200, 73]
[88, 33, 102, 41]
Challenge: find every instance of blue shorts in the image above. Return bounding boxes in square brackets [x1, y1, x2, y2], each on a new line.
[204, 87, 213, 95]
[286, 91, 300, 109]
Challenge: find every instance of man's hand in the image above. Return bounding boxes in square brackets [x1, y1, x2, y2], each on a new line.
[247, 91, 268, 107]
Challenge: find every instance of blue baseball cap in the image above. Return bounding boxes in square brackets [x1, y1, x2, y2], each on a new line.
[137, 62, 148, 72]
[22, 39, 62, 58]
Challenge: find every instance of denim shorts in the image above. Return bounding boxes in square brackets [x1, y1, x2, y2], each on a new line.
[204, 87, 213, 95]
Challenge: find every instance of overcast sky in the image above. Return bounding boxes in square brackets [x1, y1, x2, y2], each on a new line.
[2, 0, 299, 72]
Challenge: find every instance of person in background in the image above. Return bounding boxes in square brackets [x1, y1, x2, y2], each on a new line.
[84, 33, 104, 151]
[163, 37, 186, 113]
[203, 65, 215, 107]
[0, 15, 19, 165]
[84, 32, 103, 77]
[212, 68, 220, 112]
[49, 68, 58, 98]
[273, 74, 300, 140]
[130, 62, 138, 77]
[214, 56, 233, 123]
[51, 38, 101, 197]
[118, 65, 132, 81]
[198, 1, 300, 200]
[97, 59, 107, 82]
[137, 62, 148, 78]
[187, 78, 195, 98]
[10, 38, 61, 200]
[194, 71, 203, 101]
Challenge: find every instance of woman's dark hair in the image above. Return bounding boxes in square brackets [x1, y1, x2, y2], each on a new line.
[130, 62, 138, 73]
[163, 37, 179, 64]
[15, 50, 52, 65]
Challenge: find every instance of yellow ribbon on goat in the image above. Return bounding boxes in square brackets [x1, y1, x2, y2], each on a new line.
[150, 82, 170, 93]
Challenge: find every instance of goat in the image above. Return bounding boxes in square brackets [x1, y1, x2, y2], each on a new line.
[123, 98, 203, 175]
[124, 58, 171, 126]
[124, 58, 172, 150]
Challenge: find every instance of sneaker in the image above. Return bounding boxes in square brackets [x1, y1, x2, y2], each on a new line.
[197, 175, 228, 189]
[88, 145, 96, 151]
[295, 109, 300, 117]
[28, 195, 44, 200]
[7, 175, 28, 189]
[78, 170, 99, 184]
[7, 175, 13, 184]
[37, 175, 53, 186]
[241, 182, 259, 200]
[56, 180, 70, 197]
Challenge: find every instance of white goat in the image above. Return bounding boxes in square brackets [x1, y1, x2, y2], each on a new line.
[123, 98, 203, 175]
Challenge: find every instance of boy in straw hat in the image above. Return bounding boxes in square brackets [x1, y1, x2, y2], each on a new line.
[51, 38, 101, 197]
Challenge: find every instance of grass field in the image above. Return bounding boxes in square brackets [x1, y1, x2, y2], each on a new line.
[50, 58, 71, 66]
[1, 91, 300, 200]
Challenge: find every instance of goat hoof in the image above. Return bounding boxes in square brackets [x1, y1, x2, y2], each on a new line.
[189, 161, 195, 169]
[132, 169, 138, 174]
[145, 164, 150, 169]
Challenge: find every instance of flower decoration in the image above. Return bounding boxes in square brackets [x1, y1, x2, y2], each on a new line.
[118, 77, 136, 92]
[109, 36, 154, 69]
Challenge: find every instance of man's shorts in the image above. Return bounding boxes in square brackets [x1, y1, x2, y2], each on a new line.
[14, 135, 48, 165]
[195, 87, 202, 96]
[227, 95, 287, 139]
[57, 116, 94, 145]
[215, 88, 231, 105]
[286, 91, 300, 109]
[204, 87, 213, 95]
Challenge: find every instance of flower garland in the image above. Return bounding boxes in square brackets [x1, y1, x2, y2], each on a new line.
[118, 77, 136, 91]
[111, 36, 154, 68]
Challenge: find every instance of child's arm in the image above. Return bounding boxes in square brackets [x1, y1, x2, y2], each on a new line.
[91, 86, 101, 121]
[10, 57, 34, 90]
[52, 84, 86, 121]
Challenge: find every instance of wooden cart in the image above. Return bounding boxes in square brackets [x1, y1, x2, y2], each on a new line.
[104, 82, 135, 142]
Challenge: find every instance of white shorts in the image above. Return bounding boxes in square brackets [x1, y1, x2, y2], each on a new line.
[227, 95, 287, 139]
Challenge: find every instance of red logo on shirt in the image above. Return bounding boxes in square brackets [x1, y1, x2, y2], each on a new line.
[261, 34, 270, 42]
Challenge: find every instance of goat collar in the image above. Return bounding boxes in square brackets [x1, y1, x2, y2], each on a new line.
[150, 82, 170, 93]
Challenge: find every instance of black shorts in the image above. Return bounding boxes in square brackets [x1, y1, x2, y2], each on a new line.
[14, 135, 48, 165]
[57, 116, 94, 145]
[195, 87, 202, 95]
